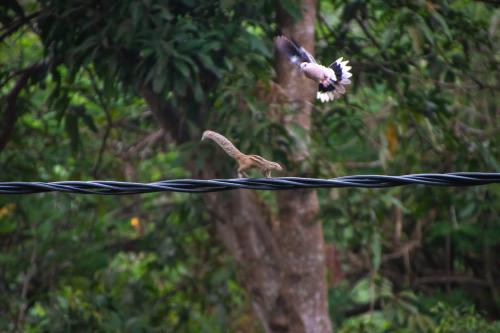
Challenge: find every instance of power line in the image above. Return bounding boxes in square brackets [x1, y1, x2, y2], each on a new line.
[0, 172, 498, 195]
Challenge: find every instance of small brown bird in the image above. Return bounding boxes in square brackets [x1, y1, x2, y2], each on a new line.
[274, 35, 352, 102]
[201, 130, 283, 178]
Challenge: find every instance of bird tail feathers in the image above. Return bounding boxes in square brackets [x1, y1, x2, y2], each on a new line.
[317, 57, 352, 103]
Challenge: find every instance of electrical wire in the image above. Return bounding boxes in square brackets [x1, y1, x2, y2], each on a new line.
[0, 172, 498, 195]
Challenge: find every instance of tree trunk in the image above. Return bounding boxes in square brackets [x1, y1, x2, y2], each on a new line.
[141, 1, 332, 331]
[273, 1, 332, 332]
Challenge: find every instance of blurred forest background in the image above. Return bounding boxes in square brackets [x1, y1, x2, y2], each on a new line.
[1, 0, 499, 332]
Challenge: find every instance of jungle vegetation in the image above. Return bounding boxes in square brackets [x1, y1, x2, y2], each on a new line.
[0, 0, 499, 332]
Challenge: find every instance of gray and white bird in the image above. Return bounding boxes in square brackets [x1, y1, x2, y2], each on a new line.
[274, 35, 352, 102]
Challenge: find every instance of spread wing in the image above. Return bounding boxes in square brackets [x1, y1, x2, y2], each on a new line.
[317, 57, 352, 103]
[274, 35, 317, 65]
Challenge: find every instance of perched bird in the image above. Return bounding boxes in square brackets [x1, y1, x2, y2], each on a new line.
[274, 35, 352, 102]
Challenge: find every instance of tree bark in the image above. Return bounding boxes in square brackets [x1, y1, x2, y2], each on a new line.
[141, 1, 332, 331]
[273, 1, 332, 332]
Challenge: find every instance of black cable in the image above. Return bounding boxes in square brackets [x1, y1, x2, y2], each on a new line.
[0, 172, 498, 195]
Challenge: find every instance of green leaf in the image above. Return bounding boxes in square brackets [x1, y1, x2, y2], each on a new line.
[415, 15, 435, 45]
[81, 114, 97, 133]
[432, 12, 452, 39]
[175, 61, 191, 79]
[196, 53, 221, 78]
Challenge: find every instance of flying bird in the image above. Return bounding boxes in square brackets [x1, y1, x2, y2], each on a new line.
[274, 35, 352, 102]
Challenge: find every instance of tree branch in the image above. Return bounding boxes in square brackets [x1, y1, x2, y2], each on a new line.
[0, 11, 40, 42]
[139, 86, 189, 143]
[0, 61, 47, 152]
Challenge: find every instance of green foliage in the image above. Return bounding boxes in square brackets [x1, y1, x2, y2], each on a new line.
[432, 303, 500, 333]
[315, 1, 500, 332]
[1, 0, 499, 331]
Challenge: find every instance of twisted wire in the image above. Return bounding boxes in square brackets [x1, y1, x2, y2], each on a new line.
[0, 172, 498, 195]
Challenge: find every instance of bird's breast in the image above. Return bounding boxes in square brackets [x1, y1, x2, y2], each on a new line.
[302, 64, 329, 82]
